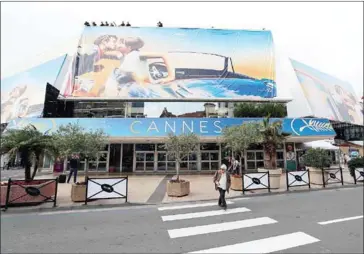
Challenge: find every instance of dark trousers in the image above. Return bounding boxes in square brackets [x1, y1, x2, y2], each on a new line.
[218, 187, 227, 207]
[67, 168, 78, 183]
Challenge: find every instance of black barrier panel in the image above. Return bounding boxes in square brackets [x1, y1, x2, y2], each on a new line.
[242, 172, 270, 194]
[323, 167, 343, 187]
[3, 178, 58, 211]
[286, 170, 310, 191]
[354, 168, 364, 184]
[85, 176, 128, 205]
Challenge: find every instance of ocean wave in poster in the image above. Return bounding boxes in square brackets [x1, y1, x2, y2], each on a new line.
[118, 77, 275, 99]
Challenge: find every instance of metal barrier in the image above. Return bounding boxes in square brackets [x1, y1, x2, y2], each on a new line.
[286, 170, 310, 190]
[242, 172, 270, 194]
[323, 167, 344, 187]
[85, 176, 128, 205]
[354, 168, 364, 184]
[4, 178, 58, 211]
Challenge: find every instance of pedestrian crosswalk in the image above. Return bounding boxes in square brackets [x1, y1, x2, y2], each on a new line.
[158, 200, 321, 253]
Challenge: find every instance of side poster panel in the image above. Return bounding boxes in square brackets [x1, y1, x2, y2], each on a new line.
[65, 27, 277, 100]
[1, 55, 66, 123]
[291, 59, 363, 125]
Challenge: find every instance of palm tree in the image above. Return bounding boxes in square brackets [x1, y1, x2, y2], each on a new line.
[0, 125, 58, 181]
[259, 116, 290, 169]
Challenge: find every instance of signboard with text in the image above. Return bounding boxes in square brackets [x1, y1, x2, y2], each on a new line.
[5, 117, 336, 138]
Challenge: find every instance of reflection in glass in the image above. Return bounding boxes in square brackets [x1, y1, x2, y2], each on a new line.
[247, 161, 255, 169]
[145, 163, 154, 171]
[201, 162, 210, 170]
[247, 152, 255, 160]
[145, 153, 154, 161]
[256, 161, 264, 168]
[211, 162, 219, 171]
[167, 162, 175, 171]
[256, 152, 264, 160]
[136, 163, 144, 171]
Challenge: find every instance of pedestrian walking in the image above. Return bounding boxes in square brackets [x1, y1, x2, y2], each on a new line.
[213, 164, 231, 210]
[67, 153, 80, 184]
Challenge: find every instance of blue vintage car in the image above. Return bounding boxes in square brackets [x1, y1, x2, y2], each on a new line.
[142, 51, 277, 99]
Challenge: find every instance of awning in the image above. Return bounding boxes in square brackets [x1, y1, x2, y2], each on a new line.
[303, 140, 339, 150]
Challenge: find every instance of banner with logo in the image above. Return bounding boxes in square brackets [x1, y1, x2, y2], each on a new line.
[5, 117, 336, 138]
[291, 59, 363, 125]
[1, 55, 66, 123]
[62, 27, 276, 100]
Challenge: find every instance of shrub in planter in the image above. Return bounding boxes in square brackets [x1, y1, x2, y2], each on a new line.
[348, 157, 364, 178]
[303, 148, 332, 184]
[71, 181, 87, 202]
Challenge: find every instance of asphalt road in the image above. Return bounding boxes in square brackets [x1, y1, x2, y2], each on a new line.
[1, 186, 363, 253]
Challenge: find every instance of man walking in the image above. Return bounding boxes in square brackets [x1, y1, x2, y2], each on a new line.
[213, 164, 231, 210]
[67, 153, 80, 184]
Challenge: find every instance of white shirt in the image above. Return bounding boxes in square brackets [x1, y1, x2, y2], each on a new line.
[219, 172, 227, 190]
[119, 50, 142, 74]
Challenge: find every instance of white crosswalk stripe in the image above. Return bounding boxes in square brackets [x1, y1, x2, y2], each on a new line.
[158, 200, 321, 253]
[158, 201, 234, 211]
[168, 217, 277, 238]
[189, 232, 320, 253]
[161, 207, 250, 221]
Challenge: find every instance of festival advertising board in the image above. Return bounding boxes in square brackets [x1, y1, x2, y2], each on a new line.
[5, 117, 336, 138]
[1, 55, 66, 123]
[291, 59, 363, 125]
[63, 27, 277, 100]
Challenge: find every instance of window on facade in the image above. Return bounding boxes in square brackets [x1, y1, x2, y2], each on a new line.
[136, 144, 155, 151]
[201, 143, 219, 151]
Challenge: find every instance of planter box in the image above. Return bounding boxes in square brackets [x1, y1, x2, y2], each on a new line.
[257, 168, 282, 189]
[308, 167, 327, 185]
[231, 176, 243, 191]
[71, 184, 86, 202]
[1, 180, 57, 207]
[167, 180, 190, 197]
[1, 185, 8, 207]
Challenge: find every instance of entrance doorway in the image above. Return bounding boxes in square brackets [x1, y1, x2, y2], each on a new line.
[122, 144, 134, 172]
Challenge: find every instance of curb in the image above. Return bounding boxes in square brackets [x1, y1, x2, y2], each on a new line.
[2, 183, 363, 215]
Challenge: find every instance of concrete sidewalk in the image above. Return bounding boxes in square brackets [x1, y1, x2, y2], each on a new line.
[2, 169, 361, 213]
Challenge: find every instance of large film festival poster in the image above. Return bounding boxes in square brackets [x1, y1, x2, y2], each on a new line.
[66, 27, 276, 100]
[291, 59, 363, 126]
[1, 55, 66, 123]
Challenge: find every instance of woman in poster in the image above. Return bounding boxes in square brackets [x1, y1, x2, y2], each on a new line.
[285, 144, 297, 171]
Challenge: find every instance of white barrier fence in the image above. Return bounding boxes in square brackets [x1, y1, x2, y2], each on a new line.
[242, 172, 270, 194]
[85, 177, 128, 205]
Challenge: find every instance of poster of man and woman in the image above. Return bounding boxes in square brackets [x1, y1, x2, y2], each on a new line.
[291, 59, 362, 126]
[65, 27, 277, 100]
[1, 55, 66, 123]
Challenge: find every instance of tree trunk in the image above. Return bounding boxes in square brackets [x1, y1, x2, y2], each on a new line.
[271, 148, 277, 169]
[239, 152, 243, 175]
[31, 154, 40, 180]
[264, 149, 273, 169]
[85, 158, 89, 178]
[23, 151, 32, 181]
[176, 160, 180, 181]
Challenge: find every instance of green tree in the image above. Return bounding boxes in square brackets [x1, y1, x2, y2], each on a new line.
[53, 123, 108, 176]
[163, 133, 200, 181]
[0, 125, 58, 181]
[303, 148, 332, 169]
[259, 116, 290, 169]
[234, 103, 287, 117]
[222, 122, 261, 175]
